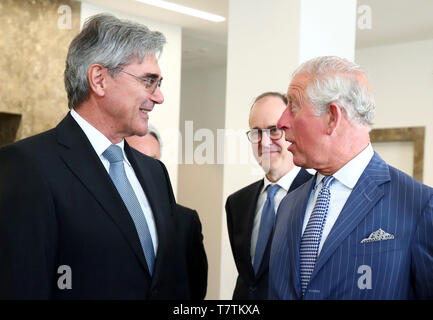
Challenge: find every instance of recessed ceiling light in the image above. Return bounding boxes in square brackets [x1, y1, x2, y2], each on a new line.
[136, 0, 226, 22]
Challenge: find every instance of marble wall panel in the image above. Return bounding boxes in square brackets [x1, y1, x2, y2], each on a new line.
[0, 0, 80, 141]
[0, 112, 22, 147]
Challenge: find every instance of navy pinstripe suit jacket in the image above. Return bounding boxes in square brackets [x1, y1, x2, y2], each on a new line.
[269, 152, 433, 299]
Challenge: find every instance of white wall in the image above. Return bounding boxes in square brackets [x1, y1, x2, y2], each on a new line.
[356, 38, 433, 187]
[178, 66, 226, 299]
[299, 0, 357, 62]
[81, 2, 182, 196]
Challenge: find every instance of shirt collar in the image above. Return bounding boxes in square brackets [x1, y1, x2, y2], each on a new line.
[262, 166, 301, 193]
[315, 143, 374, 190]
[70, 109, 131, 166]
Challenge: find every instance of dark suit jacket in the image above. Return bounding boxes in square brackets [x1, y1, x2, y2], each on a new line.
[175, 204, 208, 300]
[225, 168, 312, 300]
[0, 113, 191, 299]
[270, 153, 433, 299]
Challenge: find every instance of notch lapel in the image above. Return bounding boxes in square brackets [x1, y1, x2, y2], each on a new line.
[309, 153, 390, 283]
[56, 114, 150, 275]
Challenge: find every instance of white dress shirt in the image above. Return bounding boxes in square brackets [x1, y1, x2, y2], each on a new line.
[302, 144, 374, 256]
[70, 109, 158, 253]
[251, 166, 301, 263]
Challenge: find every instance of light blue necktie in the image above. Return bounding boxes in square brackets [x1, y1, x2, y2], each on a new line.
[103, 145, 155, 275]
[253, 184, 280, 274]
[300, 175, 334, 295]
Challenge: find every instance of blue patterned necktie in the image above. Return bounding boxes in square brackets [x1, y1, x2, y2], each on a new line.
[253, 184, 280, 274]
[103, 145, 155, 275]
[300, 175, 335, 295]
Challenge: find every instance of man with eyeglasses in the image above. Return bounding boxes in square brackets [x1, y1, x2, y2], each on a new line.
[225, 92, 312, 300]
[0, 14, 192, 299]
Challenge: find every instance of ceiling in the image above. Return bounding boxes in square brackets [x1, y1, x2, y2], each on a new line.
[82, 0, 228, 44]
[356, 0, 433, 48]
[82, 0, 433, 69]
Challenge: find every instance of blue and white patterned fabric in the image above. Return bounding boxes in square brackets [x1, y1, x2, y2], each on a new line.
[299, 176, 334, 294]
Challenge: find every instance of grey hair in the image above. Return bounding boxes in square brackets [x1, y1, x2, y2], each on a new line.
[64, 13, 166, 109]
[293, 56, 375, 127]
[147, 123, 163, 155]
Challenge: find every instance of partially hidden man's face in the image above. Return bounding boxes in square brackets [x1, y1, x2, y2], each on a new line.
[126, 134, 161, 160]
[104, 54, 164, 138]
[277, 73, 329, 169]
[249, 96, 293, 177]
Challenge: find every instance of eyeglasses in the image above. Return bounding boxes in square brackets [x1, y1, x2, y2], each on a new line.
[115, 68, 163, 93]
[246, 126, 284, 143]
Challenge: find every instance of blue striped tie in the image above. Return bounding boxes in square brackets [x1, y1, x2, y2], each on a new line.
[103, 145, 155, 275]
[300, 175, 334, 295]
[253, 184, 280, 274]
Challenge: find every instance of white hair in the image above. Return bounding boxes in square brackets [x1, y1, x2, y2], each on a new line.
[293, 56, 375, 127]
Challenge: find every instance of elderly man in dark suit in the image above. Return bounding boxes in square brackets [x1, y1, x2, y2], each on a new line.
[0, 14, 192, 299]
[225, 92, 312, 300]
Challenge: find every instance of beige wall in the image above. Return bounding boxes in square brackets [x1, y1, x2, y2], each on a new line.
[356, 38, 433, 187]
[0, 0, 80, 140]
[178, 66, 226, 299]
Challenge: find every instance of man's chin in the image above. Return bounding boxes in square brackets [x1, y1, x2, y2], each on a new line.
[292, 156, 306, 168]
[133, 126, 149, 137]
[261, 161, 279, 174]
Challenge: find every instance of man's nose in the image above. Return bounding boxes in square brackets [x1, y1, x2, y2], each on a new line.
[261, 131, 273, 146]
[151, 86, 164, 104]
[277, 107, 291, 130]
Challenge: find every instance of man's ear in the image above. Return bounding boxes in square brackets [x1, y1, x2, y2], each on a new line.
[327, 102, 342, 135]
[87, 64, 108, 97]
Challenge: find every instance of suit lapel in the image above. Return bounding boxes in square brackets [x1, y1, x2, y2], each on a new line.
[310, 153, 390, 282]
[124, 143, 174, 284]
[287, 176, 317, 297]
[289, 168, 313, 193]
[245, 180, 265, 279]
[56, 114, 150, 275]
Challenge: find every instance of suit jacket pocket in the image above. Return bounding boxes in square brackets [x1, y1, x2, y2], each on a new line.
[352, 238, 403, 256]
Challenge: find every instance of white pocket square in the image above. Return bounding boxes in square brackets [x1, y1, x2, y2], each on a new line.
[361, 228, 395, 243]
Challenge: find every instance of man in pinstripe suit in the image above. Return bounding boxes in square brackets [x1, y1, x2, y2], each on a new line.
[269, 56, 433, 299]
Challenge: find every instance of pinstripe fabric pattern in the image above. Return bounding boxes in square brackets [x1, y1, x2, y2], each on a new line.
[269, 152, 433, 299]
[103, 145, 155, 275]
[300, 176, 334, 294]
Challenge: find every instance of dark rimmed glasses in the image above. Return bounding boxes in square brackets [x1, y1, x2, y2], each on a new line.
[246, 126, 284, 144]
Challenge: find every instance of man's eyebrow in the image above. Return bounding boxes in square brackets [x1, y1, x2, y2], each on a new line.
[251, 126, 276, 130]
[143, 73, 160, 79]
